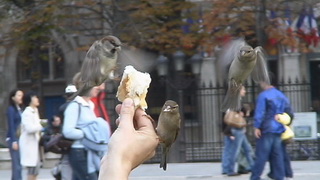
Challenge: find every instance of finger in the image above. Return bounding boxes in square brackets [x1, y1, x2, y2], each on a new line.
[256, 132, 261, 139]
[118, 98, 135, 130]
[115, 104, 122, 114]
[134, 108, 156, 130]
[115, 117, 120, 126]
[115, 104, 121, 126]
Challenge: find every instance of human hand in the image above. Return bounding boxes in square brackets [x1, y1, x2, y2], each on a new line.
[230, 136, 235, 140]
[99, 98, 159, 180]
[254, 128, 261, 139]
[12, 142, 19, 151]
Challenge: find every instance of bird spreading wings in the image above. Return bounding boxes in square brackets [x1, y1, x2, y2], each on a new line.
[218, 38, 270, 112]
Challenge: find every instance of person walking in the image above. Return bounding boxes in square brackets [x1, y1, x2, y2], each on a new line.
[267, 112, 294, 180]
[6, 89, 24, 180]
[57, 85, 78, 180]
[250, 81, 290, 180]
[63, 73, 110, 180]
[19, 91, 43, 180]
[221, 86, 254, 176]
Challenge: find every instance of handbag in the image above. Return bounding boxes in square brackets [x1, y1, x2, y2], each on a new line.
[224, 110, 247, 128]
[44, 102, 82, 154]
[276, 112, 294, 143]
[45, 134, 73, 154]
[281, 125, 294, 140]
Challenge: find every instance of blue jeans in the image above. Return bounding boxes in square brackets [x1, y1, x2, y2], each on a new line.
[221, 136, 232, 174]
[7, 141, 22, 180]
[268, 142, 293, 178]
[61, 154, 73, 180]
[250, 133, 284, 180]
[238, 135, 254, 171]
[226, 128, 249, 175]
[69, 148, 98, 180]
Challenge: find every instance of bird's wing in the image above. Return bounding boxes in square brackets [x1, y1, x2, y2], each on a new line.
[217, 37, 247, 83]
[252, 46, 270, 84]
[221, 79, 242, 112]
[117, 46, 157, 74]
[173, 126, 180, 142]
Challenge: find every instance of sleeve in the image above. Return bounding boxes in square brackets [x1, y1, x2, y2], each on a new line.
[22, 108, 43, 133]
[62, 102, 84, 140]
[6, 107, 17, 143]
[284, 98, 294, 125]
[254, 93, 266, 129]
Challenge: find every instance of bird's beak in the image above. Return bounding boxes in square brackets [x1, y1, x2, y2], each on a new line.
[163, 106, 171, 112]
[111, 46, 121, 54]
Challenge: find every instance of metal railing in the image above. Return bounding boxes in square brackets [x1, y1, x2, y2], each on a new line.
[104, 79, 319, 163]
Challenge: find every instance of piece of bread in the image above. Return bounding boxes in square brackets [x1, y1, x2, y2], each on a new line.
[116, 65, 151, 110]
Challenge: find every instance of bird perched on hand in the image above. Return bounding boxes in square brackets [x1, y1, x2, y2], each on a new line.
[219, 38, 270, 112]
[156, 100, 181, 171]
[70, 35, 121, 99]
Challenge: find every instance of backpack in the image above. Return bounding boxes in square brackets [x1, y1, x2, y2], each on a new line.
[44, 102, 80, 154]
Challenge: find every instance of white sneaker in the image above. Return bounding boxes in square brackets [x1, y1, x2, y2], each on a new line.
[286, 178, 293, 180]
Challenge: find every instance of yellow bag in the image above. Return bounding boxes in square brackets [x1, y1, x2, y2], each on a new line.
[277, 113, 294, 141]
[281, 125, 294, 140]
[277, 113, 291, 125]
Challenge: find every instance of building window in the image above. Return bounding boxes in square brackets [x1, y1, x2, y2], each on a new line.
[17, 42, 65, 82]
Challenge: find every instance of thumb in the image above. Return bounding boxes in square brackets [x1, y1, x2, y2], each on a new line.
[118, 98, 135, 129]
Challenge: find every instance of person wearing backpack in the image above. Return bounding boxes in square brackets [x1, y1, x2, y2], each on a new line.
[63, 73, 109, 180]
[56, 84, 78, 180]
[40, 84, 78, 180]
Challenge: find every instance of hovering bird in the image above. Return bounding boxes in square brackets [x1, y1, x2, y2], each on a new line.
[156, 100, 181, 171]
[70, 35, 121, 99]
[219, 38, 270, 112]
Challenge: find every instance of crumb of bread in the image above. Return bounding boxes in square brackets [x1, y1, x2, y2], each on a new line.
[116, 65, 151, 110]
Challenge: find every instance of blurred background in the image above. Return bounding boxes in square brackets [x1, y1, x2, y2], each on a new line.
[0, 0, 320, 163]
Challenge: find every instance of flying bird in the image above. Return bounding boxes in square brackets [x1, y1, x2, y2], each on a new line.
[156, 100, 181, 171]
[70, 35, 121, 99]
[219, 38, 270, 112]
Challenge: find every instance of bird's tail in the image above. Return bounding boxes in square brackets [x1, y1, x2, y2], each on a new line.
[160, 145, 168, 171]
[221, 84, 242, 112]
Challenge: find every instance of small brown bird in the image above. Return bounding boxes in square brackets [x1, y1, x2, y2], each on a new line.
[70, 35, 121, 99]
[156, 100, 181, 171]
[219, 38, 270, 111]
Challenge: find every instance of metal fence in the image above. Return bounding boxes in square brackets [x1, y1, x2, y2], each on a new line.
[104, 79, 320, 163]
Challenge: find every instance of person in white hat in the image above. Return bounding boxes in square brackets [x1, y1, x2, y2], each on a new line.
[65, 85, 77, 98]
[50, 84, 77, 180]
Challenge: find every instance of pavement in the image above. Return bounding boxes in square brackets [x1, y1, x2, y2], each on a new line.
[1, 161, 320, 180]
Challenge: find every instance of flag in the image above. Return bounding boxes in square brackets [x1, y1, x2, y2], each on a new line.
[182, 17, 194, 34]
[284, 4, 293, 30]
[295, 6, 320, 47]
[308, 7, 319, 47]
[267, 9, 282, 46]
[282, 4, 298, 52]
